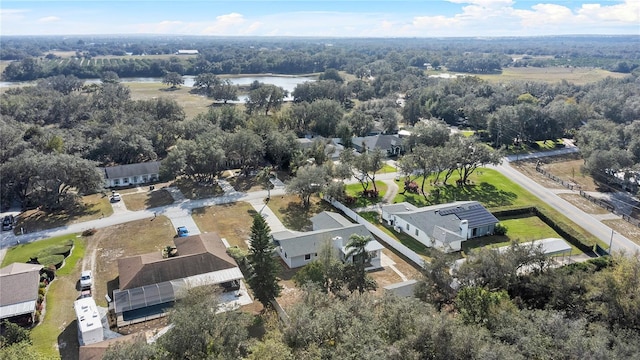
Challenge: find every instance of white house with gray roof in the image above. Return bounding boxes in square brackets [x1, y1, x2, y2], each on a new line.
[272, 211, 384, 269]
[381, 201, 498, 253]
[101, 161, 160, 188]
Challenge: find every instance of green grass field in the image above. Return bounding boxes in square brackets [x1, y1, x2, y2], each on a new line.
[474, 66, 627, 85]
[126, 82, 213, 120]
[345, 181, 388, 207]
[1, 234, 81, 267]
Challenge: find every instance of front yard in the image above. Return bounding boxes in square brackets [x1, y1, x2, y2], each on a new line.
[14, 193, 113, 234]
[192, 202, 257, 249]
[121, 189, 174, 211]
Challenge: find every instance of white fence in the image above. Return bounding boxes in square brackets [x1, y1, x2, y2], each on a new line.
[325, 197, 425, 269]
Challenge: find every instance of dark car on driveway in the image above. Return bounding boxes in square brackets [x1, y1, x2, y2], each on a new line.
[2, 215, 14, 231]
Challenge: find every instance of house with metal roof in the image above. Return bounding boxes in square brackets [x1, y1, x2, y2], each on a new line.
[0, 263, 43, 324]
[112, 233, 245, 327]
[101, 161, 161, 188]
[381, 201, 499, 253]
[272, 211, 384, 269]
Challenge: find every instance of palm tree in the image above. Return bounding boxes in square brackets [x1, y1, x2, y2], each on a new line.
[344, 234, 377, 293]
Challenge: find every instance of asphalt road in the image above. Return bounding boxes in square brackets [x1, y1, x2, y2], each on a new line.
[494, 160, 639, 253]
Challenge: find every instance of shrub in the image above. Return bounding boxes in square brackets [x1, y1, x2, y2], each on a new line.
[38, 288, 45, 297]
[227, 246, 248, 262]
[82, 228, 97, 236]
[41, 266, 56, 281]
[37, 254, 65, 268]
[494, 223, 508, 236]
[46, 244, 73, 256]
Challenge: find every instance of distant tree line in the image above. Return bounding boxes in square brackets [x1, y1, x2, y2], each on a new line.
[3, 36, 640, 81]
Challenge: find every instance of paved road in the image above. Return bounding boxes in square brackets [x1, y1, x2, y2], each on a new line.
[494, 160, 639, 253]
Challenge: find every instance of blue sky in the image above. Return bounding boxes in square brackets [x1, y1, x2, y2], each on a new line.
[1, 1, 638, 37]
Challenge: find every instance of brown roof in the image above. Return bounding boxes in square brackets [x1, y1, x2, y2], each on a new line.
[117, 233, 237, 290]
[0, 263, 43, 306]
[78, 333, 143, 360]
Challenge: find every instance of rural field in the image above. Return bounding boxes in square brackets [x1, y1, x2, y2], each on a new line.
[126, 82, 213, 120]
[474, 66, 628, 85]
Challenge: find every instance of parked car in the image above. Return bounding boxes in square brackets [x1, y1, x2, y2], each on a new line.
[176, 226, 189, 237]
[110, 193, 121, 202]
[80, 270, 92, 289]
[2, 215, 14, 231]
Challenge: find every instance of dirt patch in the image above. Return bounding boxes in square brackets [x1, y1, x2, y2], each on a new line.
[557, 193, 611, 215]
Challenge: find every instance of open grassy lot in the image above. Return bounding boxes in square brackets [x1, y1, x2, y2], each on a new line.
[122, 189, 174, 211]
[2, 234, 86, 359]
[345, 181, 388, 207]
[475, 66, 627, 85]
[174, 178, 225, 200]
[192, 202, 257, 250]
[513, 153, 600, 191]
[91, 216, 176, 308]
[126, 82, 212, 120]
[267, 195, 334, 231]
[14, 193, 113, 235]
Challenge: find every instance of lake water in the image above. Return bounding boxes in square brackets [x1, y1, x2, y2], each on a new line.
[0, 75, 316, 102]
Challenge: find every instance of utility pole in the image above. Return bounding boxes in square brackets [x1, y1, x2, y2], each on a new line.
[609, 229, 614, 254]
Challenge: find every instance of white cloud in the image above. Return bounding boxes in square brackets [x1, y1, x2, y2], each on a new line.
[578, 0, 639, 23]
[448, 0, 513, 6]
[38, 16, 61, 23]
[0, 8, 29, 21]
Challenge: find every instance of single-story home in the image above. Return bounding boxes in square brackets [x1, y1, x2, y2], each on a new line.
[0, 263, 43, 324]
[101, 161, 160, 188]
[296, 136, 344, 161]
[176, 49, 199, 55]
[350, 134, 404, 156]
[112, 233, 244, 327]
[381, 201, 499, 253]
[272, 211, 384, 270]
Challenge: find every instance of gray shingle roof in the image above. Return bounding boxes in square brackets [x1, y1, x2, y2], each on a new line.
[274, 224, 371, 258]
[103, 161, 161, 179]
[0, 263, 43, 318]
[352, 135, 402, 151]
[311, 211, 354, 230]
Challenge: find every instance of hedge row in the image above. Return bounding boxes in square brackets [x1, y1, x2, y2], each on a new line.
[37, 254, 65, 268]
[491, 206, 595, 255]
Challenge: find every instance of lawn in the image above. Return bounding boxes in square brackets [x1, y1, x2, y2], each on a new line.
[2, 234, 87, 359]
[377, 164, 396, 174]
[461, 215, 563, 254]
[345, 181, 388, 208]
[122, 189, 174, 211]
[126, 82, 212, 120]
[192, 202, 257, 250]
[267, 195, 334, 231]
[393, 168, 527, 209]
[174, 178, 225, 200]
[15, 193, 113, 235]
